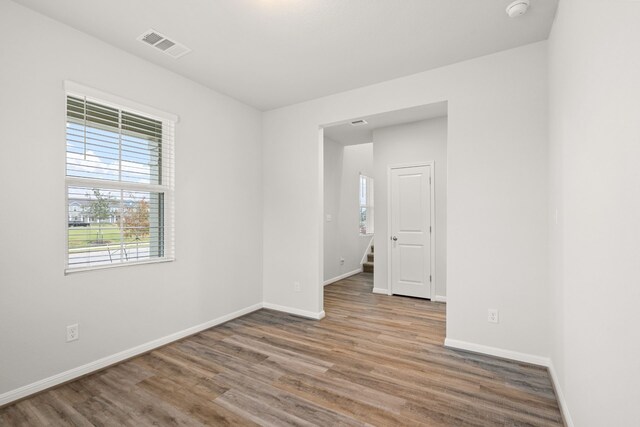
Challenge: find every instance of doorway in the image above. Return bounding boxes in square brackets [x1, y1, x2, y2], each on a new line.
[320, 101, 447, 303]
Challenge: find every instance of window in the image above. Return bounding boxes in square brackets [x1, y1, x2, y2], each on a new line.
[359, 174, 374, 235]
[65, 83, 175, 272]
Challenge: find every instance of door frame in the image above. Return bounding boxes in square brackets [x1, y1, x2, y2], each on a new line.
[387, 161, 436, 299]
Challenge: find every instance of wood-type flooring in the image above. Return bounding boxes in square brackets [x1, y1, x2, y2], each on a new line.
[0, 273, 563, 426]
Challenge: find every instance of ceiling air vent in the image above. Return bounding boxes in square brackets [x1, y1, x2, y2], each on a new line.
[350, 119, 368, 126]
[137, 29, 191, 59]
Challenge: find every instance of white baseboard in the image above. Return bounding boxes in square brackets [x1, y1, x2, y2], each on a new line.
[444, 339, 572, 424]
[444, 338, 551, 367]
[323, 268, 362, 286]
[432, 295, 447, 302]
[262, 302, 325, 320]
[548, 360, 575, 427]
[0, 302, 263, 407]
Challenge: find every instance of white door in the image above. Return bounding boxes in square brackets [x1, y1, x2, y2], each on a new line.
[390, 165, 432, 299]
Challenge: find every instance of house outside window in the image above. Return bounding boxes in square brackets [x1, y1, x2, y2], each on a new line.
[65, 82, 176, 272]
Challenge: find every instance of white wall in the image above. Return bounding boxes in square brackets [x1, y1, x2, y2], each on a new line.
[0, 0, 262, 397]
[548, 1, 640, 425]
[323, 138, 344, 280]
[323, 140, 373, 282]
[372, 117, 447, 299]
[263, 41, 549, 357]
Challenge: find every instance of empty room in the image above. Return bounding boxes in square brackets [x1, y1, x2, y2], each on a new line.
[0, 0, 638, 426]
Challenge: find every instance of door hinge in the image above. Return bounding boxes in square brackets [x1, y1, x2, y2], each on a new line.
[430, 226, 432, 233]
[429, 275, 432, 282]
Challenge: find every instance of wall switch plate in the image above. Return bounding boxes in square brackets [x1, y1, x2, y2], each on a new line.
[325, 214, 332, 222]
[340, 258, 345, 265]
[293, 281, 301, 292]
[488, 309, 499, 324]
[66, 324, 79, 342]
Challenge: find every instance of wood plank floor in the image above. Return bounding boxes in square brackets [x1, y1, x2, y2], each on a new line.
[0, 273, 563, 426]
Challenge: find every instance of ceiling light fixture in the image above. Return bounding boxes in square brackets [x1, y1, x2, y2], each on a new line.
[506, 0, 530, 18]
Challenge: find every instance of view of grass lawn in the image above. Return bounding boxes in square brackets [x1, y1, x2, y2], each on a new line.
[68, 223, 148, 249]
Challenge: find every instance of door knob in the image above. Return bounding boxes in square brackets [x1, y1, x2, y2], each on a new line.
[391, 236, 398, 241]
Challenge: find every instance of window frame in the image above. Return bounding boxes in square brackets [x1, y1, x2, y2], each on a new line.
[64, 81, 177, 274]
[359, 174, 374, 236]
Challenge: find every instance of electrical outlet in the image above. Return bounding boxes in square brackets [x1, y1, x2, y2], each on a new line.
[340, 258, 345, 265]
[488, 309, 499, 324]
[293, 281, 301, 292]
[66, 324, 79, 342]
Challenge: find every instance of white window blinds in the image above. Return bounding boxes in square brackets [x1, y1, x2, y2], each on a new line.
[65, 84, 175, 272]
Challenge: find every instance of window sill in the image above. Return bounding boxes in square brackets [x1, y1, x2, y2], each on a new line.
[65, 257, 175, 275]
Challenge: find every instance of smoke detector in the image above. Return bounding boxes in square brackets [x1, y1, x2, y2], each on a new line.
[506, 0, 530, 18]
[137, 29, 191, 59]
[350, 119, 368, 126]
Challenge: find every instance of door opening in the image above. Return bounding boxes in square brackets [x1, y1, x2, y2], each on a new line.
[320, 101, 447, 308]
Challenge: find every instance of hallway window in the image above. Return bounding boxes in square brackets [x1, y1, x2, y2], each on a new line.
[359, 174, 374, 235]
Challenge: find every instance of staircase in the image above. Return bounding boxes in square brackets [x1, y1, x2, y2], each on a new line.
[363, 245, 374, 273]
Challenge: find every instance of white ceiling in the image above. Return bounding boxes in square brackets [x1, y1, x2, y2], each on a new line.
[323, 102, 448, 146]
[13, 0, 558, 111]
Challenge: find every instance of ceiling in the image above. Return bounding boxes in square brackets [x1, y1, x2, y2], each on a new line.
[323, 102, 447, 146]
[13, 0, 558, 111]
